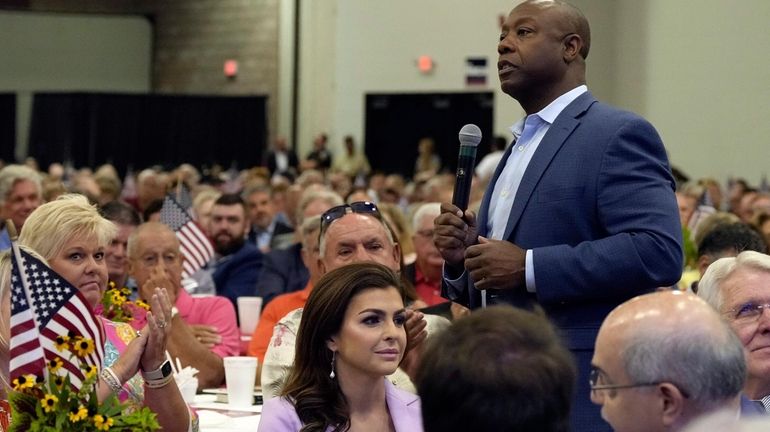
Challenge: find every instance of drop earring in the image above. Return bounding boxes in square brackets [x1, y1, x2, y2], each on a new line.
[329, 351, 336, 379]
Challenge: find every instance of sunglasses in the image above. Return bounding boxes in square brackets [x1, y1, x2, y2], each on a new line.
[319, 202, 382, 239]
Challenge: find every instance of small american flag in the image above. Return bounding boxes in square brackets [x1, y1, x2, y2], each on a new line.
[160, 193, 214, 278]
[174, 182, 194, 211]
[9, 247, 105, 391]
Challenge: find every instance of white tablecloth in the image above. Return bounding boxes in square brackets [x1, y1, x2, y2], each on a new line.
[192, 395, 261, 431]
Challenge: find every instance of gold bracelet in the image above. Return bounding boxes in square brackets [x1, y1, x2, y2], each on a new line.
[100, 367, 123, 394]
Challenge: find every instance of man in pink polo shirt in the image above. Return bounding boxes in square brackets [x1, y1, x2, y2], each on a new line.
[128, 222, 240, 389]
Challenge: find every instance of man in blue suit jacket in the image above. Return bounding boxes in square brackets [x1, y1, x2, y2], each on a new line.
[434, 1, 683, 431]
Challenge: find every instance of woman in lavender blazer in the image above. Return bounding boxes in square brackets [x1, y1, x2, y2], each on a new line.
[258, 263, 423, 432]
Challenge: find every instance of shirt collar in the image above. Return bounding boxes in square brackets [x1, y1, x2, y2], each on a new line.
[254, 218, 277, 235]
[508, 84, 588, 136]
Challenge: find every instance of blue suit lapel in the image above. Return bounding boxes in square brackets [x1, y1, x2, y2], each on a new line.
[501, 92, 596, 240]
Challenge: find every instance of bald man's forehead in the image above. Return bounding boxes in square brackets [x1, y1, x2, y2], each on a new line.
[326, 213, 390, 243]
[512, 0, 577, 31]
[137, 226, 179, 250]
[606, 292, 721, 334]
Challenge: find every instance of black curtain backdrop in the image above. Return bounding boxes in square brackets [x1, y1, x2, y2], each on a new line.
[27, 92, 267, 176]
[364, 92, 494, 179]
[0, 94, 15, 163]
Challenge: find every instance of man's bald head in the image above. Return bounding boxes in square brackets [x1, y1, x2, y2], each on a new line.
[593, 291, 745, 431]
[127, 222, 185, 294]
[127, 222, 179, 259]
[515, 0, 591, 59]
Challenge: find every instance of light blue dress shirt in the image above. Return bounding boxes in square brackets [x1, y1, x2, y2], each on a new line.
[444, 85, 589, 296]
[488, 85, 587, 292]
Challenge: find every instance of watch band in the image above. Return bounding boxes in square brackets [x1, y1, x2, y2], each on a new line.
[144, 374, 174, 389]
[142, 359, 173, 381]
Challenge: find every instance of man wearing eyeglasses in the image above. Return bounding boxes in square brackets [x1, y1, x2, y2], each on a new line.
[128, 222, 241, 390]
[591, 291, 746, 431]
[698, 251, 770, 413]
[409, 203, 446, 306]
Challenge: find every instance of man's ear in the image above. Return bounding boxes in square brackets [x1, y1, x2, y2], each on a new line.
[392, 242, 402, 270]
[318, 257, 327, 276]
[658, 382, 686, 427]
[562, 33, 583, 62]
[697, 255, 713, 277]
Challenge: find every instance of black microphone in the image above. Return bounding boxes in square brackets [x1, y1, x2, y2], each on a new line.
[451, 124, 482, 211]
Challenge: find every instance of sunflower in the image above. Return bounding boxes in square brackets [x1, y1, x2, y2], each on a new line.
[52, 374, 66, 389]
[69, 405, 89, 423]
[135, 299, 151, 311]
[73, 338, 95, 357]
[41, 394, 58, 413]
[111, 291, 125, 306]
[93, 414, 114, 431]
[47, 357, 64, 373]
[83, 365, 98, 379]
[12, 374, 36, 391]
[54, 334, 70, 351]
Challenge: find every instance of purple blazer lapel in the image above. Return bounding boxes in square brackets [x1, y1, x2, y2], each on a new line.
[384, 380, 423, 431]
[501, 93, 596, 241]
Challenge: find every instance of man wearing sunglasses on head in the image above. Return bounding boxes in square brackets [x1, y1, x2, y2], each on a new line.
[591, 291, 746, 432]
[698, 251, 770, 414]
[261, 201, 429, 399]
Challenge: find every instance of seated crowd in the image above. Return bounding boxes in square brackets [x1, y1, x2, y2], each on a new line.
[1, 149, 770, 431]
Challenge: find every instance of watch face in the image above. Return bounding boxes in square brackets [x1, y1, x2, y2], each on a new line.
[161, 360, 173, 378]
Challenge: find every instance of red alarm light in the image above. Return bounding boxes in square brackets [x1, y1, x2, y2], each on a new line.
[417, 55, 434, 74]
[224, 60, 239, 78]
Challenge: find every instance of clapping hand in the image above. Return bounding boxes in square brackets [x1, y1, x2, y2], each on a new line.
[140, 287, 173, 372]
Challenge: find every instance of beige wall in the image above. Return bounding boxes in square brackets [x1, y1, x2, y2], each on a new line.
[294, 0, 770, 185]
[294, 0, 621, 163]
[634, 0, 770, 184]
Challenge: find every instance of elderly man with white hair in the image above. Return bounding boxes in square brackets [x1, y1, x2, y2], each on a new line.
[0, 164, 42, 251]
[409, 202, 445, 306]
[698, 250, 770, 413]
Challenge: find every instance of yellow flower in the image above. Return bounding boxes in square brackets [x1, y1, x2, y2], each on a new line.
[135, 299, 151, 311]
[69, 405, 88, 423]
[83, 364, 98, 379]
[111, 291, 125, 305]
[47, 357, 64, 373]
[12, 374, 36, 391]
[52, 374, 66, 389]
[74, 338, 95, 357]
[120, 287, 131, 296]
[54, 335, 70, 351]
[108, 280, 116, 289]
[93, 414, 114, 430]
[41, 394, 58, 413]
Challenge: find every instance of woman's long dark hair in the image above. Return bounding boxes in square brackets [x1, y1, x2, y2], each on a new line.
[281, 262, 405, 432]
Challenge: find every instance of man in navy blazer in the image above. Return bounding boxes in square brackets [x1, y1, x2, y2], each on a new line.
[434, 1, 683, 431]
